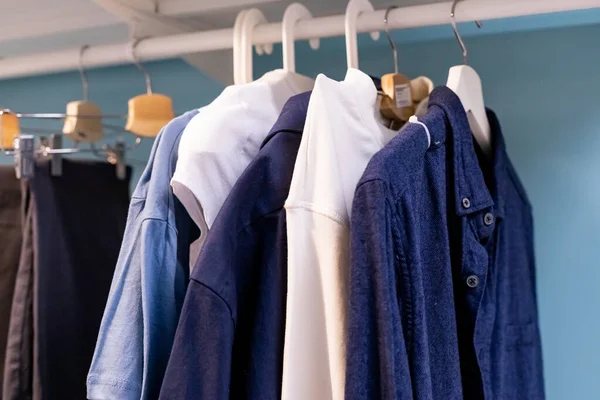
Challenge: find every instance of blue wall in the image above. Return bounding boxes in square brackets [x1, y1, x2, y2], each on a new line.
[1, 18, 600, 399]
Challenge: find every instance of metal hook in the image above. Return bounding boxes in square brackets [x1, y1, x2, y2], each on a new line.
[384, 6, 398, 74]
[130, 38, 153, 95]
[78, 45, 90, 101]
[450, 0, 482, 65]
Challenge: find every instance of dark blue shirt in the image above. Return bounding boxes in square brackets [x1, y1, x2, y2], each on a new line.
[159, 92, 310, 400]
[346, 87, 544, 399]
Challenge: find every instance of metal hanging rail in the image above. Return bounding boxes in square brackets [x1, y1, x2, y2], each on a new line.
[0, 0, 598, 80]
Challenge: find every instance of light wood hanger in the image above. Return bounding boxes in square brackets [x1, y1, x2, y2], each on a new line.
[125, 38, 174, 137]
[446, 0, 492, 156]
[380, 6, 414, 123]
[63, 45, 103, 143]
[0, 110, 20, 151]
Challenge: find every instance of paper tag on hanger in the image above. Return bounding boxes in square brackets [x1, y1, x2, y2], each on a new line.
[394, 84, 412, 108]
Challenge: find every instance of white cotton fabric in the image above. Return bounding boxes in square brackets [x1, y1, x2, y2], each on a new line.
[172, 69, 314, 266]
[282, 69, 399, 400]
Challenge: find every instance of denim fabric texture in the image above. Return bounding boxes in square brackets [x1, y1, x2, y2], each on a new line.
[345, 86, 544, 400]
[87, 110, 199, 400]
[159, 92, 310, 400]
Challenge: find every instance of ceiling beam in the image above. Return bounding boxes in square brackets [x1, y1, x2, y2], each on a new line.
[160, 0, 280, 16]
[94, 0, 234, 84]
[0, 10, 118, 44]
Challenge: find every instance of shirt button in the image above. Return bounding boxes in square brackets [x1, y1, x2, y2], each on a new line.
[462, 198, 471, 209]
[484, 212, 494, 226]
[466, 275, 479, 288]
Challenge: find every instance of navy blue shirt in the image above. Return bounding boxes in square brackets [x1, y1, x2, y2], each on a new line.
[159, 92, 310, 400]
[346, 87, 544, 399]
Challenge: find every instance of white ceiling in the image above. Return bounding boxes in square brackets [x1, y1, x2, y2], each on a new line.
[0, 0, 444, 56]
[0, 0, 447, 83]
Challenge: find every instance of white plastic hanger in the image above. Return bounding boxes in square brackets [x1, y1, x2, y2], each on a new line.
[235, 9, 273, 84]
[282, 3, 319, 73]
[446, 0, 492, 156]
[233, 10, 246, 85]
[344, 0, 379, 70]
[233, 9, 272, 85]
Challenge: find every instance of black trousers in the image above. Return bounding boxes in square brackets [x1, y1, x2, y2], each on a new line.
[0, 167, 24, 400]
[3, 160, 130, 400]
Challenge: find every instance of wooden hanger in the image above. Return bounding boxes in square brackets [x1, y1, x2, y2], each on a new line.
[125, 38, 174, 137]
[379, 7, 417, 123]
[446, 0, 492, 156]
[0, 110, 20, 150]
[63, 45, 103, 143]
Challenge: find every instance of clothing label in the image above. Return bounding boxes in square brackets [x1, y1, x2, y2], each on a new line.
[394, 84, 412, 108]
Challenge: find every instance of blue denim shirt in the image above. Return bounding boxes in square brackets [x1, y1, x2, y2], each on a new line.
[346, 87, 544, 399]
[159, 92, 310, 400]
[87, 111, 199, 400]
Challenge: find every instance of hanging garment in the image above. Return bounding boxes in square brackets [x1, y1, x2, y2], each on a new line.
[345, 87, 544, 400]
[171, 69, 313, 266]
[3, 159, 130, 400]
[87, 111, 200, 400]
[159, 92, 311, 400]
[281, 69, 399, 400]
[3, 183, 34, 400]
[0, 167, 23, 399]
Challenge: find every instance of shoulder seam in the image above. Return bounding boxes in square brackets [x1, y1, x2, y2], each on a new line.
[285, 201, 348, 225]
[189, 279, 237, 328]
[139, 217, 178, 233]
[236, 207, 284, 234]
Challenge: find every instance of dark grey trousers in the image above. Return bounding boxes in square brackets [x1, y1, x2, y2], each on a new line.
[0, 167, 24, 400]
[3, 160, 130, 400]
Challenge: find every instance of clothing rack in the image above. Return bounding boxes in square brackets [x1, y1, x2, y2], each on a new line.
[0, 0, 596, 80]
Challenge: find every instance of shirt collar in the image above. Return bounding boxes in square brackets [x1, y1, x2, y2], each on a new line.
[428, 86, 496, 217]
[261, 91, 311, 148]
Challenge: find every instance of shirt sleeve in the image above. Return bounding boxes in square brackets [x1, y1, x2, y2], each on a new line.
[87, 216, 184, 400]
[159, 280, 234, 400]
[345, 180, 412, 400]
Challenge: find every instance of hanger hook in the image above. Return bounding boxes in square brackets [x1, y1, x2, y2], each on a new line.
[450, 0, 482, 65]
[78, 45, 90, 101]
[130, 38, 153, 95]
[384, 6, 398, 74]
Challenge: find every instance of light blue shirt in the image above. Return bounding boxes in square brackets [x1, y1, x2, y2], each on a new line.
[87, 110, 199, 400]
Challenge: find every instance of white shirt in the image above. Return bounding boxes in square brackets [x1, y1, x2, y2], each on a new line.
[172, 69, 314, 265]
[282, 69, 398, 400]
